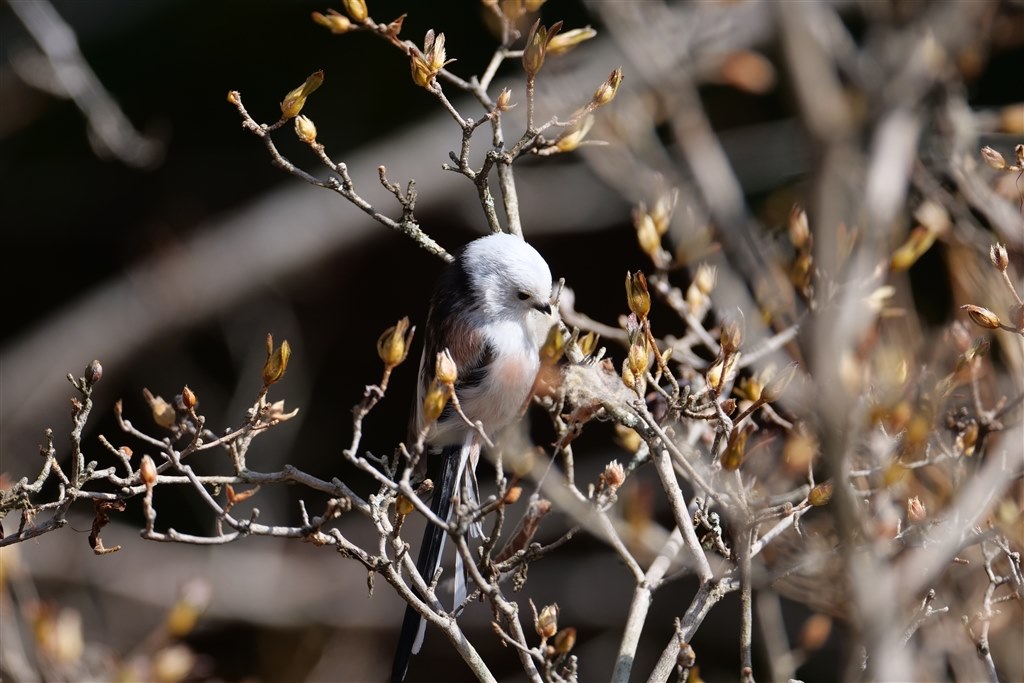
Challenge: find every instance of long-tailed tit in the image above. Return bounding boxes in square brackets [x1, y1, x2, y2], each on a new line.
[390, 233, 557, 682]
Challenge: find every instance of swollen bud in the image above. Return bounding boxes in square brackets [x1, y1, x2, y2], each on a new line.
[808, 481, 833, 506]
[546, 26, 597, 56]
[435, 348, 459, 385]
[591, 67, 623, 107]
[85, 360, 103, 386]
[981, 146, 1006, 170]
[280, 70, 324, 120]
[262, 336, 292, 387]
[377, 317, 414, 370]
[553, 627, 577, 654]
[181, 386, 197, 411]
[625, 270, 651, 319]
[535, 604, 559, 639]
[961, 304, 1001, 330]
[140, 454, 158, 488]
[421, 381, 449, 424]
[294, 115, 317, 144]
[311, 9, 354, 33]
[990, 243, 1009, 272]
[341, 0, 368, 23]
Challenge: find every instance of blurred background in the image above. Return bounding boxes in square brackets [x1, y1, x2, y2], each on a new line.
[2, 0, 1022, 681]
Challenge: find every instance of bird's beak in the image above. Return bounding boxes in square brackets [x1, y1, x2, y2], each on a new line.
[533, 301, 552, 316]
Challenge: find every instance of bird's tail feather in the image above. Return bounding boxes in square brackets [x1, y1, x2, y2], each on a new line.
[390, 443, 461, 683]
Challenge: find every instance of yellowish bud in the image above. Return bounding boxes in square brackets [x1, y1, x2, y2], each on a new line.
[262, 337, 291, 387]
[627, 338, 650, 381]
[536, 604, 559, 639]
[591, 67, 623, 107]
[554, 114, 594, 153]
[312, 9, 354, 33]
[961, 304, 1001, 330]
[540, 323, 565, 365]
[633, 206, 661, 258]
[294, 115, 317, 144]
[577, 331, 599, 357]
[553, 627, 577, 654]
[546, 26, 597, 56]
[341, 0, 368, 23]
[280, 70, 324, 120]
[143, 388, 176, 429]
[614, 424, 642, 453]
[396, 494, 415, 517]
[435, 348, 458, 385]
[410, 30, 455, 88]
[694, 262, 717, 295]
[421, 381, 450, 424]
[410, 53, 433, 89]
[720, 426, 750, 471]
[650, 189, 678, 236]
[808, 481, 833, 506]
[377, 317, 414, 369]
[625, 270, 651, 319]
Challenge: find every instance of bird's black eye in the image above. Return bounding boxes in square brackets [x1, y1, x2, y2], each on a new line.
[517, 291, 530, 301]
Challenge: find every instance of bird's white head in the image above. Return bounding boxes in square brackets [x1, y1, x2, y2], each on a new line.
[462, 233, 554, 330]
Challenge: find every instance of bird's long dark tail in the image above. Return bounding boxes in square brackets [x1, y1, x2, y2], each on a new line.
[390, 444, 461, 683]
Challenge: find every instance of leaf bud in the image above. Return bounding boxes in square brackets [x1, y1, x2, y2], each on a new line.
[535, 604, 559, 639]
[788, 204, 810, 249]
[602, 460, 625, 491]
[554, 115, 594, 153]
[591, 67, 623, 107]
[312, 9, 354, 33]
[435, 348, 459, 385]
[262, 337, 292, 387]
[980, 145, 1006, 170]
[989, 243, 1008, 272]
[143, 388, 176, 429]
[341, 0, 368, 23]
[720, 426, 749, 471]
[808, 481, 833, 506]
[495, 88, 513, 112]
[650, 189, 678, 237]
[627, 338, 649, 380]
[540, 323, 565, 365]
[181, 385, 197, 410]
[294, 115, 317, 144]
[719, 318, 742, 355]
[546, 26, 597, 56]
[396, 494, 415, 516]
[553, 627, 577, 654]
[280, 70, 324, 120]
[140, 454, 158, 488]
[625, 270, 651, 319]
[377, 317, 414, 370]
[523, 20, 561, 78]
[503, 485, 522, 505]
[960, 304, 1001, 330]
[761, 362, 797, 403]
[421, 381, 449, 424]
[85, 359, 103, 386]
[577, 331, 599, 357]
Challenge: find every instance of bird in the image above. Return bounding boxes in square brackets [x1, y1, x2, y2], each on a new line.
[390, 232, 557, 683]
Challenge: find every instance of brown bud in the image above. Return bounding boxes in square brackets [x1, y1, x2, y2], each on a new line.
[981, 146, 1006, 170]
[181, 386, 197, 411]
[262, 337, 292, 387]
[761, 362, 798, 403]
[503, 485, 523, 505]
[906, 496, 926, 523]
[377, 317, 414, 370]
[627, 338, 649, 380]
[1016, 143, 1024, 167]
[421, 381, 449, 424]
[495, 88, 513, 112]
[311, 9, 354, 33]
[809, 481, 833, 506]
[961, 304, 1001, 330]
[602, 460, 625, 491]
[280, 70, 324, 120]
[990, 243, 1009, 272]
[522, 20, 561, 78]
[719, 318, 742, 355]
[85, 360, 103, 386]
[591, 67, 623, 107]
[140, 454, 157, 487]
[625, 270, 651, 319]
[720, 426, 749, 471]
[553, 627, 576, 654]
[396, 494, 415, 517]
[294, 115, 317, 144]
[341, 0, 368, 23]
[536, 603, 559, 639]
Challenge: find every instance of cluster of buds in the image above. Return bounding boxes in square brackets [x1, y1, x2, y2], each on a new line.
[263, 334, 292, 387]
[411, 30, 455, 89]
[523, 20, 562, 79]
[280, 70, 324, 120]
